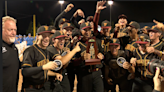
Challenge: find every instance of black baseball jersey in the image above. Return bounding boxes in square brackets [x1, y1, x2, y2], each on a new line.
[22, 44, 53, 85]
[2, 40, 20, 92]
[125, 40, 138, 62]
[151, 41, 164, 59]
[63, 41, 72, 52]
[104, 50, 129, 79]
[101, 36, 111, 55]
[132, 48, 156, 79]
[74, 38, 103, 68]
[113, 27, 130, 50]
[47, 45, 61, 60]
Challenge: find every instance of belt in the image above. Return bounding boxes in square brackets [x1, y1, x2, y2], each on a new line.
[28, 84, 44, 89]
[82, 68, 100, 73]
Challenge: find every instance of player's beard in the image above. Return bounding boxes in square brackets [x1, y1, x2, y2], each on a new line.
[9, 37, 15, 43]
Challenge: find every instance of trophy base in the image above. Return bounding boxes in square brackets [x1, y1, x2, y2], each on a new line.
[85, 59, 101, 65]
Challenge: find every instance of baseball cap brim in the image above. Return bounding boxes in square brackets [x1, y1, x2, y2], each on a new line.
[127, 24, 135, 28]
[136, 41, 149, 44]
[63, 26, 74, 29]
[81, 26, 92, 30]
[55, 35, 66, 39]
[38, 31, 53, 35]
[119, 16, 127, 19]
[101, 26, 111, 29]
[109, 43, 120, 45]
[60, 20, 69, 25]
[148, 29, 159, 33]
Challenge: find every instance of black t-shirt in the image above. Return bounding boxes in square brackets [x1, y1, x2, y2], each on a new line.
[104, 50, 129, 79]
[2, 40, 20, 92]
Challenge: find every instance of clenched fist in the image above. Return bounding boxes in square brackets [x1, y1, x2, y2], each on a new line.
[97, 53, 104, 60]
[84, 53, 91, 60]
[74, 42, 81, 52]
[42, 61, 57, 70]
[73, 9, 85, 18]
[130, 58, 137, 67]
[153, 19, 164, 30]
[56, 73, 63, 82]
[146, 46, 155, 54]
[107, 78, 113, 85]
[65, 3, 74, 12]
[123, 62, 131, 70]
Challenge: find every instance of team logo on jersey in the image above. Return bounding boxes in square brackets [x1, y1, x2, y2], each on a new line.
[104, 23, 107, 26]
[44, 26, 49, 31]
[129, 21, 133, 25]
[2, 47, 7, 53]
[67, 23, 71, 26]
[62, 18, 66, 21]
[113, 38, 117, 43]
[85, 22, 89, 26]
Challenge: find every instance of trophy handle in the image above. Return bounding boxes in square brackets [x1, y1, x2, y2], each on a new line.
[93, 37, 98, 59]
[86, 42, 90, 53]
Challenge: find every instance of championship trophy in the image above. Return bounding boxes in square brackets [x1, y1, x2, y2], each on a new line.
[85, 37, 101, 65]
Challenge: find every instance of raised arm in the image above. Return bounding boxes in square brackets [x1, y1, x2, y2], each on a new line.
[70, 9, 85, 29]
[53, 3, 74, 29]
[93, 1, 106, 34]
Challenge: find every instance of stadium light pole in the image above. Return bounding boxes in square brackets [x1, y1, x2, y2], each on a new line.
[5, 0, 7, 16]
[108, 0, 113, 26]
[59, 0, 64, 12]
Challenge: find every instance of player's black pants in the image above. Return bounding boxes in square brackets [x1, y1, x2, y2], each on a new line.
[60, 69, 71, 92]
[132, 77, 153, 92]
[23, 88, 45, 92]
[67, 63, 77, 92]
[104, 76, 131, 92]
[76, 69, 104, 92]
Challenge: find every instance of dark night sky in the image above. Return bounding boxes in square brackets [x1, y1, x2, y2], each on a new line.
[2, 1, 164, 35]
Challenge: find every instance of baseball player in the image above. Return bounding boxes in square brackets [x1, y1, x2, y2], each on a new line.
[104, 38, 131, 92]
[22, 25, 61, 92]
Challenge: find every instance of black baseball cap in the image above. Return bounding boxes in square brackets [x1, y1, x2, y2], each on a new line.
[136, 34, 150, 44]
[118, 14, 127, 19]
[37, 25, 53, 35]
[86, 16, 93, 22]
[148, 26, 161, 33]
[58, 18, 69, 25]
[142, 26, 151, 30]
[52, 31, 66, 39]
[127, 21, 140, 29]
[101, 20, 111, 29]
[72, 28, 81, 37]
[109, 38, 120, 45]
[80, 22, 91, 30]
[62, 23, 74, 29]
